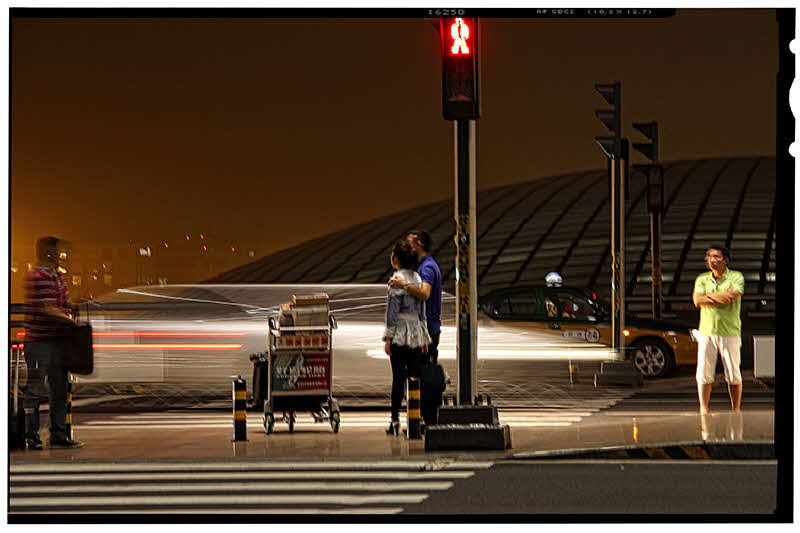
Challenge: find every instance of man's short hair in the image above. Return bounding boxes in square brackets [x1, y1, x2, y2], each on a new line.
[706, 245, 731, 262]
[406, 230, 432, 252]
[36, 236, 60, 261]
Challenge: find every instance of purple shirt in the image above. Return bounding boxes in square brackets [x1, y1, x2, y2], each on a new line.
[417, 255, 442, 335]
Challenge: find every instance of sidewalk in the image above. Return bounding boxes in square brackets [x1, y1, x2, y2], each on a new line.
[9, 407, 773, 464]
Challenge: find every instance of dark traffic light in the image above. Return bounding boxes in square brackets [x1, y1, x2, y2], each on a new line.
[440, 17, 480, 121]
[594, 81, 621, 158]
[632, 121, 659, 162]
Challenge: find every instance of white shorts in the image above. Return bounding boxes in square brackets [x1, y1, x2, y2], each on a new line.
[695, 331, 742, 385]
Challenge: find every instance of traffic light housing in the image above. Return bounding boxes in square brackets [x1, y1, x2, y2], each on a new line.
[441, 17, 480, 120]
[632, 121, 659, 162]
[595, 82, 621, 158]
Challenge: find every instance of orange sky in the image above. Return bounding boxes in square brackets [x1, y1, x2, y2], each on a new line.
[10, 9, 778, 270]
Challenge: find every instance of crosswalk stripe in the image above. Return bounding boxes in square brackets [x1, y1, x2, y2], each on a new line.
[11, 481, 455, 494]
[9, 459, 490, 514]
[11, 493, 431, 507]
[11, 471, 476, 482]
[13, 507, 405, 515]
[11, 460, 492, 473]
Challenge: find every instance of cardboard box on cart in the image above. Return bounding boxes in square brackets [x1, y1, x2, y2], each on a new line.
[275, 293, 330, 350]
[292, 293, 330, 327]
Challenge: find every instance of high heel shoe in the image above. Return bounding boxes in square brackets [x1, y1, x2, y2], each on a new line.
[386, 420, 400, 436]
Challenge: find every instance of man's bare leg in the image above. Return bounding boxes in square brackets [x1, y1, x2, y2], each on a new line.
[728, 383, 742, 411]
[698, 383, 713, 413]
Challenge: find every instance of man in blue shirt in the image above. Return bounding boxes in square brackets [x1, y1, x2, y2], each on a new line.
[389, 230, 442, 363]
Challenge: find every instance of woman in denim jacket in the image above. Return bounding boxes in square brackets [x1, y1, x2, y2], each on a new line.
[383, 239, 431, 435]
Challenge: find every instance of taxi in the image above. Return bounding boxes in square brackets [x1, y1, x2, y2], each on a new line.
[479, 282, 697, 378]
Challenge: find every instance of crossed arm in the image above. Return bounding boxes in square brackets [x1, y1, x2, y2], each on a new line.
[693, 286, 741, 308]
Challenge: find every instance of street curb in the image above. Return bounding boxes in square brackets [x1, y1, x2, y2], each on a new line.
[511, 440, 774, 460]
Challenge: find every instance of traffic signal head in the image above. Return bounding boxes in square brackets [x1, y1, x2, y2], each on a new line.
[440, 17, 480, 121]
[594, 81, 621, 158]
[632, 121, 659, 162]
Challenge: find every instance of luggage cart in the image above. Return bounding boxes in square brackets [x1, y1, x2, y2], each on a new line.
[252, 314, 340, 434]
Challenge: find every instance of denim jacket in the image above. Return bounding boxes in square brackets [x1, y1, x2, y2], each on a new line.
[383, 269, 431, 348]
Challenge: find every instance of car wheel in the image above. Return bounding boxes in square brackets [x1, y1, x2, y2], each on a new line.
[630, 339, 675, 378]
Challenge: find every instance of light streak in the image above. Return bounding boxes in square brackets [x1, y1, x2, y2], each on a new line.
[92, 332, 248, 337]
[20, 331, 248, 338]
[365, 349, 615, 360]
[93, 344, 243, 350]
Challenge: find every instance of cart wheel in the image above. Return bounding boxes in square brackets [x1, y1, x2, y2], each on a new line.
[331, 412, 341, 433]
[264, 413, 274, 434]
[288, 412, 296, 433]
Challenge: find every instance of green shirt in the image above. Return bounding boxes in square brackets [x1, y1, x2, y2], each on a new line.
[693, 269, 745, 336]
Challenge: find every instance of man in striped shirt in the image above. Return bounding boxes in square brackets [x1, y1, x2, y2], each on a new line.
[23, 236, 83, 449]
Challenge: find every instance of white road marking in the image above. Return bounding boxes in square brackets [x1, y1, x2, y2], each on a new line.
[11, 471, 476, 483]
[11, 493, 431, 507]
[11, 481, 455, 494]
[8, 459, 492, 514]
[13, 507, 405, 515]
[11, 460, 492, 473]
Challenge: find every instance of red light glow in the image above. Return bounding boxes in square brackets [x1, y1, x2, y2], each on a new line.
[449, 18, 471, 55]
[93, 332, 247, 337]
[93, 344, 244, 350]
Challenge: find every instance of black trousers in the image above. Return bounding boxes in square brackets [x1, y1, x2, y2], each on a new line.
[389, 344, 423, 421]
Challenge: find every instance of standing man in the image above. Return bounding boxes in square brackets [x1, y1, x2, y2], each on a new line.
[23, 236, 83, 449]
[389, 230, 442, 363]
[692, 246, 745, 414]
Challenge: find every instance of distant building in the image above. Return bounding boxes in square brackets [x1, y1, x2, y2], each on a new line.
[10, 237, 268, 302]
[209, 156, 776, 317]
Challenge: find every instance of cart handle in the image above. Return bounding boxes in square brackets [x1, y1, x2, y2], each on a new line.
[329, 314, 338, 330]
[268, 316, 279, 332]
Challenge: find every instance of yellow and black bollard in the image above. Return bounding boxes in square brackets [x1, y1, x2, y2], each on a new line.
[65, 376, 73, 440]
[407, 377, 422, 439]
[232, 376, 247, 442]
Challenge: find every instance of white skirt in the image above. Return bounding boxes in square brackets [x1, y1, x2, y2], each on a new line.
[383, 317, 431, 349]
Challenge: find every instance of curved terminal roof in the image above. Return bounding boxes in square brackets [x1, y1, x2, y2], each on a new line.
[210, 157, 775, 313]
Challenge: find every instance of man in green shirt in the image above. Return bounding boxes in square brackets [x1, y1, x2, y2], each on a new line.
[692, 246, 745, 413]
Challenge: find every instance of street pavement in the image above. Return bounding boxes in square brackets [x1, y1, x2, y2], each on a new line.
[8, 458, 777, 516]
[8, 371, 777, 517]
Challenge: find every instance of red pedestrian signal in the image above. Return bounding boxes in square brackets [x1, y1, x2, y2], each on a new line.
[440, 17, 480, 120]
[448, 18, 471, 55]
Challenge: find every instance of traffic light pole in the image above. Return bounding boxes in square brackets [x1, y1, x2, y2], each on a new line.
[454, 119, 478, 405]
[610, 147, 626, 355]
[648, 165, 664, 320]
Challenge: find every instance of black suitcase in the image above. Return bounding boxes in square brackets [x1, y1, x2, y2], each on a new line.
[420, 361, 446, 425]
[62, 323, 94, 375]
[252, 360, 268, 406]
[9, 343, 26, 450]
